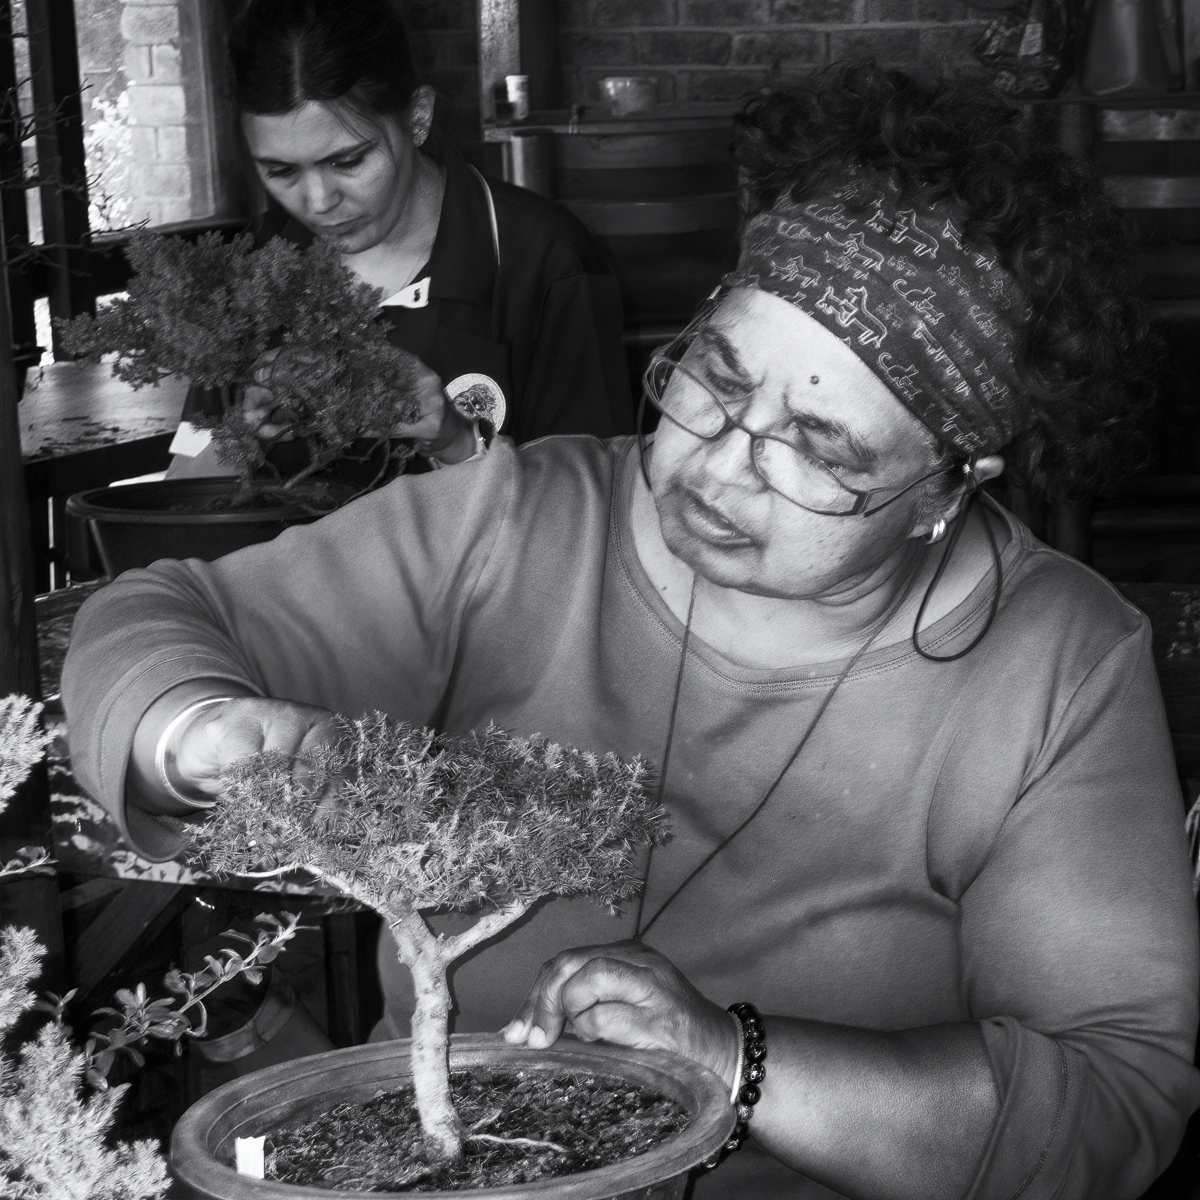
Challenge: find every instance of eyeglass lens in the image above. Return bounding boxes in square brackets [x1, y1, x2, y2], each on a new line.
[647, 346, 862, 515]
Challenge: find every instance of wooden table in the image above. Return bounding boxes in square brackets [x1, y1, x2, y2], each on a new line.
[20, 361, 188, 589]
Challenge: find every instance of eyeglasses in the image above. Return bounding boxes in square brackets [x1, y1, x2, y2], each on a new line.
[642, 324, 964, 518]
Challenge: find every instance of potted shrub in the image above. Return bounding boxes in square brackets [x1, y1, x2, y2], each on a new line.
[170, 714, 735, 1198]
[57, 232, 425, 575]
[0, 694, 303, 1196]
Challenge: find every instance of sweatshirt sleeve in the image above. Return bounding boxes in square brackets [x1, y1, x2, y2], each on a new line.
[508, 272, 635, 443]
[959, 621, 1200, 1200]
[62, 442, 517, 863]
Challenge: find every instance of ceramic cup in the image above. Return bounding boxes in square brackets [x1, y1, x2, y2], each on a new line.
[600, 76, 658, 116]
[505, 74, 530, 120]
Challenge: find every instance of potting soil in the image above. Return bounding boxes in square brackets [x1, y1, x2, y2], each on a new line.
[263, 1067, 690, 1192]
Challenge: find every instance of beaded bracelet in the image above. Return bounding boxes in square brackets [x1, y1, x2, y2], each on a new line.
[702, 1001, 767, 1169]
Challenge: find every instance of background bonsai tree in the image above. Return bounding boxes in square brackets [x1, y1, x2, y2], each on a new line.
[190, 714, 668, 1164]
[0, 694, 300, 1197]
[56, 231, 425, 508]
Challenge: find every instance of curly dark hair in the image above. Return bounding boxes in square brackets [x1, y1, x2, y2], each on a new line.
[732, 61, 1156, 501]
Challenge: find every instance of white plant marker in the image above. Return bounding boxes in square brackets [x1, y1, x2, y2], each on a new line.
[235, 1135, 266, 1178]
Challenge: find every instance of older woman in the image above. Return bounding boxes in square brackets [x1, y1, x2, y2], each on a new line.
[64, 65, 1197, 1199]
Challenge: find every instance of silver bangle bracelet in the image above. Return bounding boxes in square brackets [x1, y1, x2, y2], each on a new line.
[729, 1009, 746, 1105]
[152, 696, 233, 809]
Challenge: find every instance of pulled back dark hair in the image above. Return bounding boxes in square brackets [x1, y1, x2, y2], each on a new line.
[733, 62, 1155, 501]
[230, 0, 419, 119]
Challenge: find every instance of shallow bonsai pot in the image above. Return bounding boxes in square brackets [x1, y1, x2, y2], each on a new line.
[170, 1032, 735, 1200]
[65, 478, 332, 576]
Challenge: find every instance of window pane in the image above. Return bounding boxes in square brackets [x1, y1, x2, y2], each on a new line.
[74, 0, 244, 230]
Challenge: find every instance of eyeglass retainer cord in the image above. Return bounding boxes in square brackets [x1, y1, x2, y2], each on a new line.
[911, 467, 1004, 663]
[627, 453, 1003, 939]
[633, 554, 922, 941]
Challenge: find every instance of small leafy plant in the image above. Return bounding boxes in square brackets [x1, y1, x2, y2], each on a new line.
[0, 695, 301, 1197]
[57, 232, 425, 507]
[190, 714, 668, 1164]
[81, 911, 301, 1090]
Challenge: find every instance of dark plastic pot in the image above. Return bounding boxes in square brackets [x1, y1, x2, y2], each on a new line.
[170, 1033, 735, 1200]
[65, 478, 334, 576]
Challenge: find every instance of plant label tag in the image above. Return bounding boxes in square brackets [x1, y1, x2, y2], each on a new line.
[235, 1136, 266, 1178]
[381, 276, 432, 309]
[169, 421, 213, 458]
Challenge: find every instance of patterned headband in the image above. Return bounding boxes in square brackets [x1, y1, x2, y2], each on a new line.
[722, 182, 1030, 456]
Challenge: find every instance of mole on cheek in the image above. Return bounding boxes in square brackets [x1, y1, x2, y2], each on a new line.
[810, 375, 820, 386]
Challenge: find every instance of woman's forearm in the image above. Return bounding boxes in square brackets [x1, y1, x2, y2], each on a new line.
[751, 1017, 998, 1200]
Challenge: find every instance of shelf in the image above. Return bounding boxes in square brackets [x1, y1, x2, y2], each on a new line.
[483, 103, 739, 141]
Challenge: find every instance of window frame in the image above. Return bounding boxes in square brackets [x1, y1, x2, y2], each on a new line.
[1, 0, 253, 360]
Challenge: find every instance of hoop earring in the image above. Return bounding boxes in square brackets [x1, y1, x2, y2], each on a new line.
[925, 517, 947, 545]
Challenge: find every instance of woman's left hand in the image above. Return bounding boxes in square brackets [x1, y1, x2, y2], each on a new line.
[388, 354, 480, 464]
[500, 940, 741, 1089]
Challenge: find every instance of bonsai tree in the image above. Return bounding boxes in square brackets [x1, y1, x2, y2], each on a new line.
[0, 694, 300, 1196]
[190, 714, 668, 1164]
[56, 231, 425, 508]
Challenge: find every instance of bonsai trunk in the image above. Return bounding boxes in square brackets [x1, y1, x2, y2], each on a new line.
[389, 912, 463, 1162]
[384, 898, 535, 1165]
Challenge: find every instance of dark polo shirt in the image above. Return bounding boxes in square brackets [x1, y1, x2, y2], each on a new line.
[190, 151, 633, 443]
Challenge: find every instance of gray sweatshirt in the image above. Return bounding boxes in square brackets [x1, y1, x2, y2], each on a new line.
[63, 435, 1200, 1199]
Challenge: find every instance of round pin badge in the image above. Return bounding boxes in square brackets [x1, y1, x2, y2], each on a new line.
[446, 373, 506, 433]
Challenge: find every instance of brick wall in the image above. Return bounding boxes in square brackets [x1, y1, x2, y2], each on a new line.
[120, 0, 194, 225]
[76, 0, 126, 115]
[558, 0, 993, 107]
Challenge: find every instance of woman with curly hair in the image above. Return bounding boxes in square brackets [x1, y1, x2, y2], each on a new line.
[64, 64, 1197, 1198]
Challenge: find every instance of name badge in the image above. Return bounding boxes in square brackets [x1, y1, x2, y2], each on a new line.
[381, 276, 432, 309]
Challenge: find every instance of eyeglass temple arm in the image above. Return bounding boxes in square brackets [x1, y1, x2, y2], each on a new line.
[860, 458, 977, 517]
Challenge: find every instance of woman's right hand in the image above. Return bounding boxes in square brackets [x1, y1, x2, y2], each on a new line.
[128, 684, 338, 812]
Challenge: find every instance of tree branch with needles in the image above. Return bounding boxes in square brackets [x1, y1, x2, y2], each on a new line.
[187, 713, 667, 1164]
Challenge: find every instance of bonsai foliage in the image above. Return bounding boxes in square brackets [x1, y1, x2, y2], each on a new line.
[0, 696, 52, 882]
[0, 695, 49, 806]
[0, 929, 169, 1200]
[0, 695, 301, 1196]
[0, 695, 166, 1198]
[57, 231, 425, 504]
[192, 714, 667, 1164]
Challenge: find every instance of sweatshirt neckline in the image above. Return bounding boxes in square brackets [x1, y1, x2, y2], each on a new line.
[609, 438, 1030, 688]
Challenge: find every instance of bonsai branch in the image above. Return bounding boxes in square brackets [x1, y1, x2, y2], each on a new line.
[441, 897, 535, 961]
